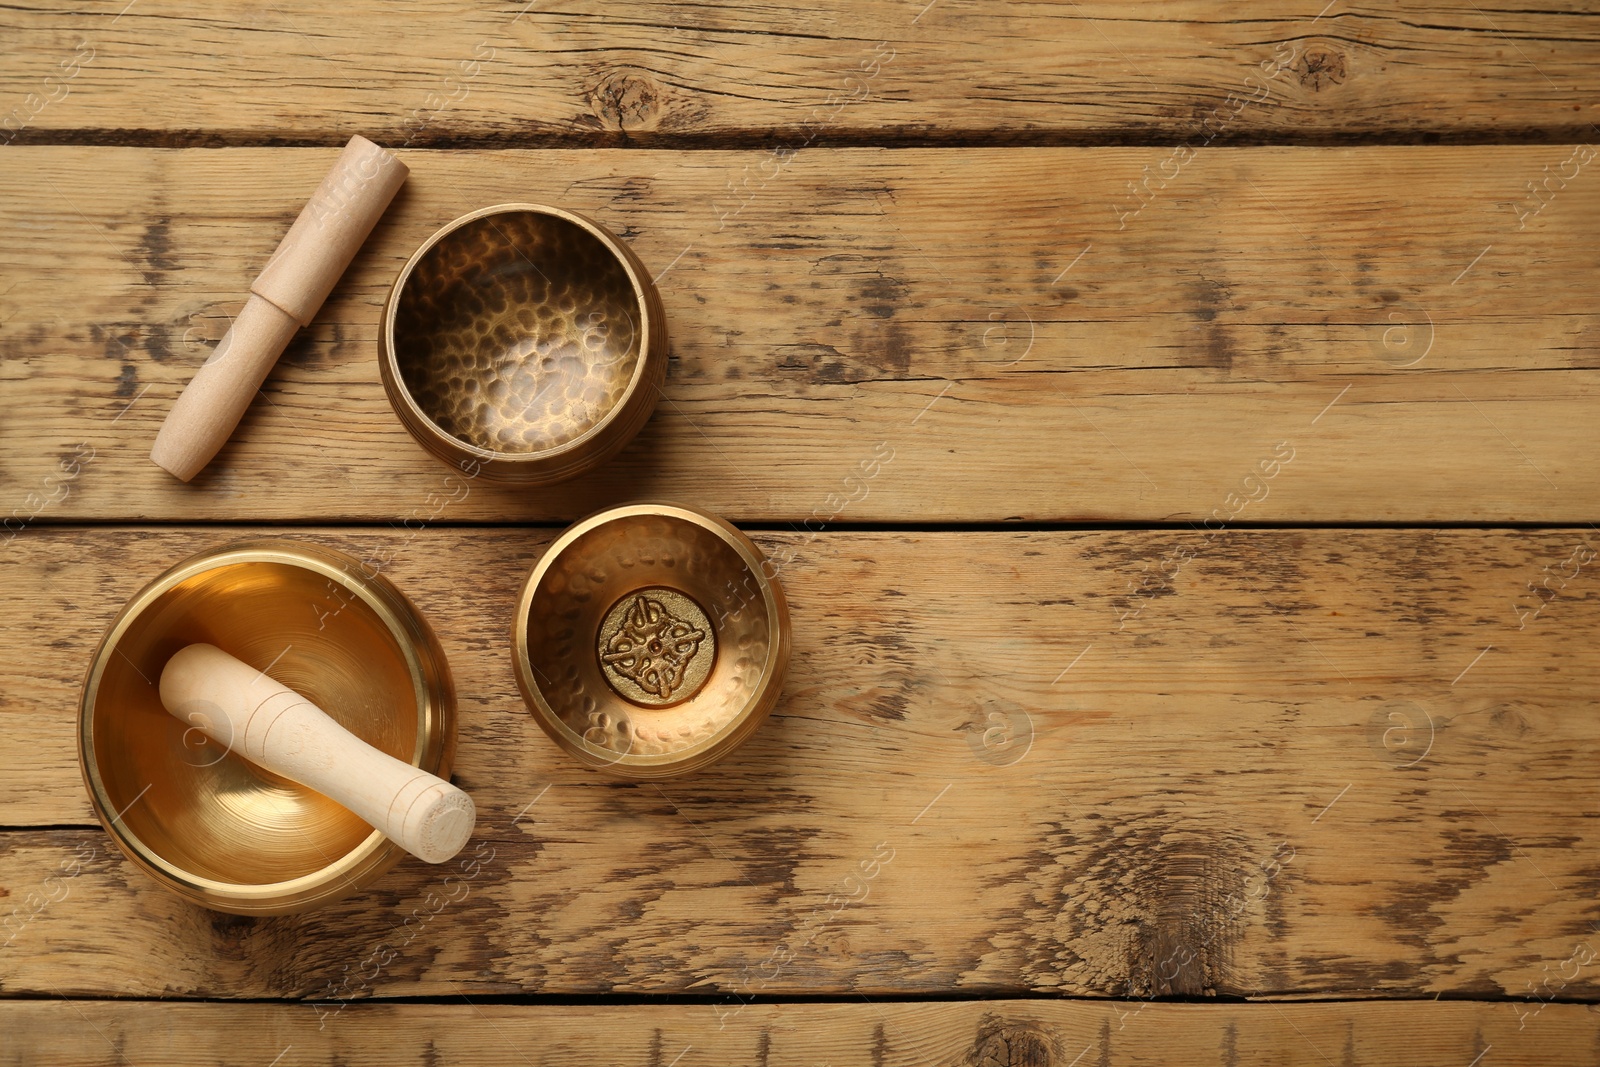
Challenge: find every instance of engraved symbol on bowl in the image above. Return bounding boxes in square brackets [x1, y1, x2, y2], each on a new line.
[597, 587, 716, 707]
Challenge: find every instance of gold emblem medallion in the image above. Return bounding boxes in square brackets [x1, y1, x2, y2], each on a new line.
[596, 587, 715, 707]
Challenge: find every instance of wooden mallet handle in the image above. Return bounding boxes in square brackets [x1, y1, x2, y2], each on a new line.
[150, 135, 408, 482]
[159, 643, 474, 864]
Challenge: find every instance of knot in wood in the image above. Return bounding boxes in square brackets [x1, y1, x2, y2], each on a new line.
[589, 68, 662, 131]
[1297, 49, 1347, 91]
[972, 1023, 1052, 1067]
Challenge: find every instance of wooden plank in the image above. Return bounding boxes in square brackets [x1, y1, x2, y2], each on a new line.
[2, 2, 1598, 146]
[4, 999, 1596, 1065]
[4, 526, 1599, 999]
[4, 145, 1599, 524]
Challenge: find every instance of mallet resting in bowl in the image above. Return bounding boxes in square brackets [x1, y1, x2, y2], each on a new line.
[159, 643, 474, 864]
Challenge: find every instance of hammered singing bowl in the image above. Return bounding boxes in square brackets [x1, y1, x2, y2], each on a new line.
[380, 203, 668, 485]
[78, 540, 455, 915]
[514, 503, 791, 778]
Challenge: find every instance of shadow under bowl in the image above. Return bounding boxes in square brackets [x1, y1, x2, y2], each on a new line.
[78, 540, 455, 915]
[513, 503, 790, 778]
[380, 203, 667, 485]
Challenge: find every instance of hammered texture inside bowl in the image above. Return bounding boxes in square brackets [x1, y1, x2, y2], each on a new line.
[391, 209, 642, 456]
[519, 507, 787, 776]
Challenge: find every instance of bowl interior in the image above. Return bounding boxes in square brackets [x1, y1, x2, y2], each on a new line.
[87, 559, 422, 888]
[524, 513, 776, 764]
[392, 208, 643, 456]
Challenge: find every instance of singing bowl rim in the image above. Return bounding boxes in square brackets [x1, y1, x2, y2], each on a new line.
[77, 539, 456, 916]
[512, 502, 791, 779]
[378, 202, 666, 479]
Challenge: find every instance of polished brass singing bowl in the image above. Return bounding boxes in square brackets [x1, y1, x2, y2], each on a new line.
[78, 540, 455, 915]
[380, 203, 668, 485]
[514, 503, 791, 778]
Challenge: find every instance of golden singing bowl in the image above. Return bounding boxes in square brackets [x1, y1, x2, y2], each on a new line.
[78, 540, 455, 916]
[514, 503, 791, 778]
[380, 203, 668, 485]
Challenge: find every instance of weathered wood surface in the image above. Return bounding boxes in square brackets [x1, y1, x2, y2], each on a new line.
[3, 2, 1598, 146]
[4, 146, 1600, 525]
[3, 527, 1598, 999]
[6, 0, 1600, 1046]
[5, 999, 1596, 1065]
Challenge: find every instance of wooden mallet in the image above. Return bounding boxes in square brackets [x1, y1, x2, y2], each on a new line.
[159, 643, 474, 864]
[150, 135, 408, 482]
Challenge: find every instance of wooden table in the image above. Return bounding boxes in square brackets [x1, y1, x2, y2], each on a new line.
[5, 2, 1600, 1062]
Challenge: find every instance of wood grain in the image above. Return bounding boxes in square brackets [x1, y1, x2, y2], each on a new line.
[3, 2, 1598, 146]
[4, 526, 1598, 999]
[5, 999, 1596, 1065]
[6, 0, 1599, 1045]
[4, 146, 1600, 524]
